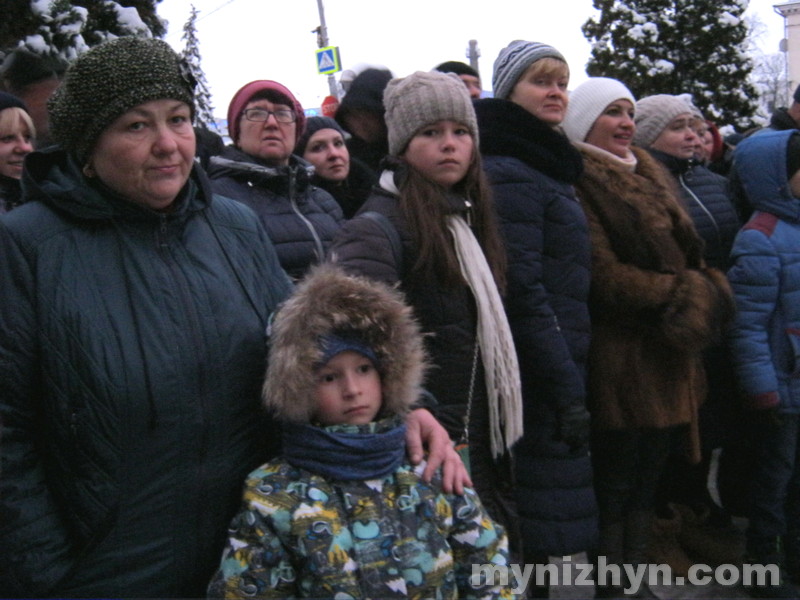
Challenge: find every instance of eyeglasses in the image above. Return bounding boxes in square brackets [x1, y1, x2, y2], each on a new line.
[242, 108, 297, 124]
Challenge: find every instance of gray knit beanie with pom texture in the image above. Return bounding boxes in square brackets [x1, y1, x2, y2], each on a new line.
[48, 37, 196, 164]
[383, 70, 478, 156]
[633, 94, 696, 148]
[492, 40, 566, 100]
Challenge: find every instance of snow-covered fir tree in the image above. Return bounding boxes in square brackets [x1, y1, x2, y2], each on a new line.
[583, 0, 758, 129]
[180, 5, 216, 130]
[1, 1, 160, 66]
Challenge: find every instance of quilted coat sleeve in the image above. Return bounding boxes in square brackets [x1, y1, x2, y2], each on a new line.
[727, 228, 782, 410]
[0, 221, 75, 595]
[327, 212, 401, 285]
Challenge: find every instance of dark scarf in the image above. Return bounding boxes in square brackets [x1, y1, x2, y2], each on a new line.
[0, 174, 22, 213]
[282, 416, 407, 480]
[474, 97, 583, 184]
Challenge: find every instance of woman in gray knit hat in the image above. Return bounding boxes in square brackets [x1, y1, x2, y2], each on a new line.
[329, 69, 525, 556]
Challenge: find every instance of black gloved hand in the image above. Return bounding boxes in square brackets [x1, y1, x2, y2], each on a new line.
[557, 403, 591, 450]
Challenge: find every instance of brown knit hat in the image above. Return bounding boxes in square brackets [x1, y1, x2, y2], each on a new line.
[383, 70, 478, 156]
[48, 37, 196, 164]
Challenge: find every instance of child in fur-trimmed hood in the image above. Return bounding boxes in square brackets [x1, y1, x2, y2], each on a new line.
[208, 263, 514, 599]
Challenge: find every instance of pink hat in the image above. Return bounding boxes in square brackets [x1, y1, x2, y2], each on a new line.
[226, 80, 305, 144]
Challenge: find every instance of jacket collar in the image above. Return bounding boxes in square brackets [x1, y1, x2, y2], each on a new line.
[22, 146, 210, 222]
[208, 146, 314, 193]
[646, 147, 692, 176]
[474, 97, 583, 184]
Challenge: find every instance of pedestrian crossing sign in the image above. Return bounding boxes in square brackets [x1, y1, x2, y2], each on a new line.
[316, 46, 342, 75]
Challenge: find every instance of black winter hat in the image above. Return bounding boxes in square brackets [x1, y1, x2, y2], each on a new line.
[295, 116, 346, 156]
[1, 48, 66, 90]
[434, 60, 479, 79]
[335, 68, 393, 130]
[48, 37, 196, 164]
[0, 91, 28, 113]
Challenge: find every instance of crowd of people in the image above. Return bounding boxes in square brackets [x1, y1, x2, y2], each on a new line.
[1, 32, 799, 600]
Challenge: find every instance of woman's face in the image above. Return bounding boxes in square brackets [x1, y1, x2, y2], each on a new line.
[585, 99, 635, 158]
[0, 116, 34, 180]
[650, 113, 700, 160]
[89, 99, 195, 212]
[403, 120, 473, 189]
[237, 98, 297, 166]
[508, 60, 570, 126]
[303, 128, 350, 182]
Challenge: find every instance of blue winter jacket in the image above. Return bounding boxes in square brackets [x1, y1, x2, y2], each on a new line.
[728, 129, 800, 413]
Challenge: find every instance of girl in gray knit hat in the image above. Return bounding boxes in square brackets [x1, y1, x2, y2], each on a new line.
[328, 69, 525, 557]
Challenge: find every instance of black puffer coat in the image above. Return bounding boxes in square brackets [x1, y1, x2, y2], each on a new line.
[475, 98, 598, 557]
[0, 147, 292, 598]
[207, 146, 344, 280]
[648, 149, 740, 271]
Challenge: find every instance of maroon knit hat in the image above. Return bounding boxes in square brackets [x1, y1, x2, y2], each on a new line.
[226, 80, 305, 144]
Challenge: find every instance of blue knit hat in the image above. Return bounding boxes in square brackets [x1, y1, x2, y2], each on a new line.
[318, 333, 378, 367]
[492, 40, 566, 100]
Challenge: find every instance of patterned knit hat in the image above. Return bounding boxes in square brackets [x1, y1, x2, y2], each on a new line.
[226, 80, 306, 145]
[383, 70, 478, 156]
[492, 40, 566, 100]
[633, 94, 696, 148]
[562, 77, 636, 143]
[48, 37, 196, 164]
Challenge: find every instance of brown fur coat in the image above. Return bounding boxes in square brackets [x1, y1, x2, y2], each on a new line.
[575, 145, 734, 461]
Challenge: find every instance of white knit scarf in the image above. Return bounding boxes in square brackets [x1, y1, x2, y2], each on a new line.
[447, 215, 524, 457]
[379, 170, 523, 456]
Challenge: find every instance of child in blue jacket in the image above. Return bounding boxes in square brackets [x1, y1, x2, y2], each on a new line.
[729, 129, 800, 597]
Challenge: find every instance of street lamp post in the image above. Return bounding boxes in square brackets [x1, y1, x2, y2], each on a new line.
[315, 0, 339, 99]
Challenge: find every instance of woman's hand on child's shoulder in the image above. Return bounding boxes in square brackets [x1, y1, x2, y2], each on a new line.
[405, 408, 472, 495]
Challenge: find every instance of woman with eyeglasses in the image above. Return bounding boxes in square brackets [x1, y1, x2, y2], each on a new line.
[208, 80, 344, 280]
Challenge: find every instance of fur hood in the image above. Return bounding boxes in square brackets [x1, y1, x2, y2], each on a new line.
[263, 263, 428, 423]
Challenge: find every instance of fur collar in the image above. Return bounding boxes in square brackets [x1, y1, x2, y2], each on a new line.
[263, 264, 429, 423]
[576, 146, 705, 271]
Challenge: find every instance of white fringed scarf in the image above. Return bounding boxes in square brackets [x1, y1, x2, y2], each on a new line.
[379, 170, 523, 456]
[447, 214, 524, 457]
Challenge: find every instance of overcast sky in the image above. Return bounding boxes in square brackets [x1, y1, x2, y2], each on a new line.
[155, 0, 787, 118]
